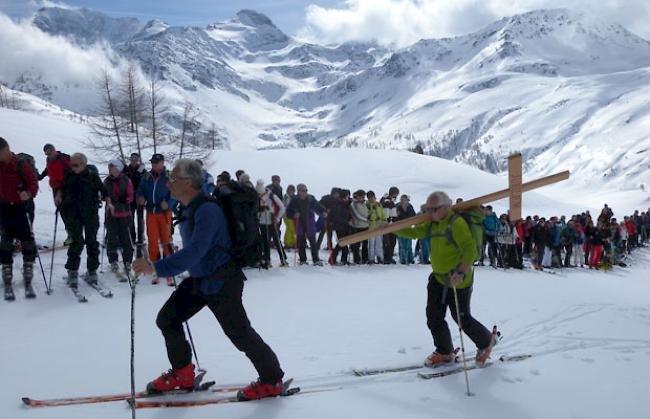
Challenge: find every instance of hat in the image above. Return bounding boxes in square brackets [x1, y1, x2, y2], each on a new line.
[150, 153, 164, 163]
[255, 179, 266, 194]
[130, 153, 140, 160]
[108, 159, 124, 172]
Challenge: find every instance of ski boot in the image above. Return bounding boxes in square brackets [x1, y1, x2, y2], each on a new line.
[476, 326, 500, 366]
[424, 350, 457, 367]
[146, 363, 195, 394]
[85, 271, 99, 286]
[166, 277, 175, 287]
[23, 262, 36, 299]
[237, 378, 284, 401]
[3, 264, 15, 301]
[67, 270, 79, 288]
[109, 261, 120, 274]
[313, 260, 324, 267]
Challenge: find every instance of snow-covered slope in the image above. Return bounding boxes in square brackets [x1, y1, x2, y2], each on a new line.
[1, 101, 649, 419]
[3, 7, 650, 205]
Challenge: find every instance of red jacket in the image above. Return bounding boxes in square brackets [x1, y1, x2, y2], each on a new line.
[0, 153, 39, 203]
[44, 152, 70, 190]
[625, 220, 636, 235]
[103, 174, 134, 218]
[515, 222, 524, 244]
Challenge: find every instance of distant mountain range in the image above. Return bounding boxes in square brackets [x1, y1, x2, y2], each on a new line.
[4, 6, 650, 194]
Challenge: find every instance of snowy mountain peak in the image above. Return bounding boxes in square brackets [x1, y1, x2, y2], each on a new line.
[235, 9, 277, 28]
[33, 6, 144, 45]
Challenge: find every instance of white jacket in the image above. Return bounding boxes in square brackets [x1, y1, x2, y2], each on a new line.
[259, 189, 285, 225]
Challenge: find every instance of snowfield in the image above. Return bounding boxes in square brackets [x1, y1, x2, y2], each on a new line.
[1, 104, 649, 419]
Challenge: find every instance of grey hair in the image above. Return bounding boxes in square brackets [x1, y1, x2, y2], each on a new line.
[71, 153, 87, 165]
[427, 191, 452, 208]
[175, 158, 204, 190]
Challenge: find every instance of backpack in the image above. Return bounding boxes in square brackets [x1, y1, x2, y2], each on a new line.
[428, 206, 484, 261]
[183, 182, 262, 269]
[16, 153, 39, 189]
[87, 164, 99, 176]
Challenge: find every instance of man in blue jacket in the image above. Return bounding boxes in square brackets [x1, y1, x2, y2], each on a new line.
[482, 205, 499, 266]
[136, 154, 176, 284]
[133, 159, 285, 401]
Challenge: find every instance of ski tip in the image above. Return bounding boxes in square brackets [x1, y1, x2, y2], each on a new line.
[21, 397, 31, 405]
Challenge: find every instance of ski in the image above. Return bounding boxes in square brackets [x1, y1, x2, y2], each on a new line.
[417, 354, 532, 379]
[69, 286, 88, 303]
[22, 381, 238, 408]
[353, 348, 461, 377]
[86, 281, 113, 298]
[134, 379, 309, 409]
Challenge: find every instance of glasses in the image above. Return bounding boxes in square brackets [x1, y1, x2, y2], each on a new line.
[169, 176, 189, 183]
[425, 205, 445, 213]
[70, 164, 81, 168]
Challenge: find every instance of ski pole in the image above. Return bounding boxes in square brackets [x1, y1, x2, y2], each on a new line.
[452, 284, 473, 397]
[99, 209, 107, 273]
[123, 247, 137, 419]
[24, 211, 50, 294]
[47, 209, 59, 294]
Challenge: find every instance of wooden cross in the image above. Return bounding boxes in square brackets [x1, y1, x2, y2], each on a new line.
[339, 155, 569, 247]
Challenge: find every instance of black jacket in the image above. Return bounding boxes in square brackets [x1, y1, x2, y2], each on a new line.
[61, 169, 106, 216]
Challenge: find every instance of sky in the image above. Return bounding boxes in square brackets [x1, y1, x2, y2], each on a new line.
[1, 0, 649, 47]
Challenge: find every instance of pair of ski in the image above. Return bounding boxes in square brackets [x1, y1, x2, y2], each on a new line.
[62, 273, 114, 302]
[23, 379, 304, 409]
[352, 353, 532, 379]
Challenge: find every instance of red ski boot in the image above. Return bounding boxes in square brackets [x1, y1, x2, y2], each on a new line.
[476, 326, 500, 366]
[237, 378, 284, 401]
[146, 363, 195, 394]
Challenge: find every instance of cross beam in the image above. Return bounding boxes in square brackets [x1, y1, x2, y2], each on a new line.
[338, 169, 570, 247]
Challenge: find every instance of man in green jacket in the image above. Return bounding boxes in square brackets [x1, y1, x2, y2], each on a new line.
[396, 191, 497, 367]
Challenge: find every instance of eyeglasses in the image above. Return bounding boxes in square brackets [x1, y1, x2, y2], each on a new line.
[169, 176, 189, 183]
[70, 164, 81, 168]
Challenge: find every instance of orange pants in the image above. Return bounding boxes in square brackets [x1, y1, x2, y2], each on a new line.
[146, 211, 172, 262]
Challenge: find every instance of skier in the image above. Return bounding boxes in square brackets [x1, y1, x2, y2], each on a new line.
[366, 191, 386, 264]
[123, 153, 146, 244]
[136, 153, 175, 285]
[133, 159, 286, 401]
[380, 186, 399, 264]
[349, 190, 369, 265]
[56, 153, 106, 288]
[285, 183, 324, 266]
[103, 159, 134, 279]
[39, 143, 72, 245]
[396, 194, 416, 264]
[256, 179, 286, 268]
[0, 137, 39, 300]
[395, 191, 497, 367]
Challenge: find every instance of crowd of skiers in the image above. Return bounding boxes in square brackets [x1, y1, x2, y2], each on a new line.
[2, 136, 649, 301]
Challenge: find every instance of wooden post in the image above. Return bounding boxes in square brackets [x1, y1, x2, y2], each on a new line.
[338, 170, 570, 247]
[508, 153, 523, 221]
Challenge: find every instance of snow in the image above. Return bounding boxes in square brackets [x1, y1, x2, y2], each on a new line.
[1, 104, 649, 419]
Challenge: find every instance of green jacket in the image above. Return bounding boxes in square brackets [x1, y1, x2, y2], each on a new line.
[396, 211, 477, 288]
[367, 202, 386, 229]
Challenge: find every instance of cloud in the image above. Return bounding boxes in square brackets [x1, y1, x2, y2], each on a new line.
[0, 11, 130, 91]
[298, 0, 650, 47]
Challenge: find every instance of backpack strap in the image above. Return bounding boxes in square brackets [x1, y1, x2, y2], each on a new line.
[426, 214, 460, 250]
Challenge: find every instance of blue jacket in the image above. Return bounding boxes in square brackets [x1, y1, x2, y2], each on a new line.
[552, 224, 561, 247]
[136, 169, 176, 213]
[483, 213, 500, 237]
[154, 193, 232, 295]
[202, 169, 215, 195]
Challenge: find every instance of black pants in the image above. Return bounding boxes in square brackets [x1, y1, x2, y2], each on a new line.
[331, 226, 349, 264]
[0, 201, 36, 266]
[260, 224, 286, 265]
[64, 210, 100, 272]
[350, 227, 368, 264]
[156, 266, 284, 383]
[383, 232, 397, 262]
[297, 230, 319, 263]
[482, 235, 497, 265]
[563, 244, 572, 267]
[130, 205, 145, 244]
[317, 223, 333, 251]
[426, 276, 491, 355]
[106, 216, 134, 264]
